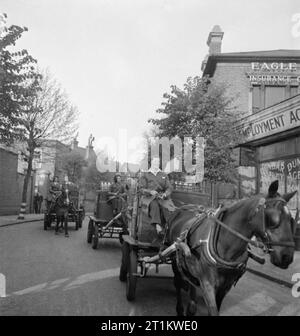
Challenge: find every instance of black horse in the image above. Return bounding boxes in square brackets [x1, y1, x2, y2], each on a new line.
[167, 180, 297, 316]
[53, 188, 70, 237]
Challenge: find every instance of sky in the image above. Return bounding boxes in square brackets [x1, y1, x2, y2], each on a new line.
[1, 0, 300, 159]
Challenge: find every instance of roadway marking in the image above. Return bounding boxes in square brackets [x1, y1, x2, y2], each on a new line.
[14, 283, 48, 296]
[64, 268, 119, 290]
[0, 273, 6, 297]
[47, 278, 70, 290]
[7, 268, 120, 297]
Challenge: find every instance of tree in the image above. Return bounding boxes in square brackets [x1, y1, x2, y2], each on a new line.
[149, 76, 244, 182]
[0, 14, 39, 144]
[61, 151, 86, 185]
[18, 71, 79, 218]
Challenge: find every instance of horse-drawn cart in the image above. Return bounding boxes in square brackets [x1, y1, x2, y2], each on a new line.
[43, 182, 84, 231]
[87, 190, 128, 249]
[118, 187, 189, 301]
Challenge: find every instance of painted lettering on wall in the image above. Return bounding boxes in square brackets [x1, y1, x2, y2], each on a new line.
[242, 108, 300, 140]
[251, 62, 297, 72]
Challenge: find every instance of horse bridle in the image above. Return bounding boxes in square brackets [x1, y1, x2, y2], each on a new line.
[175, 196, 296, 290]
[185, 196, 295, 263]
[259, 197, 295, 250]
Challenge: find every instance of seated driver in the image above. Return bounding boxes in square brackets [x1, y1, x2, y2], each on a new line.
[108, 173, 127, 216]
[47, 176, 62, 212]
[140, 156, 175, 241]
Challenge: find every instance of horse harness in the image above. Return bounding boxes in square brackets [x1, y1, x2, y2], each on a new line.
[175, 196, 296, 289]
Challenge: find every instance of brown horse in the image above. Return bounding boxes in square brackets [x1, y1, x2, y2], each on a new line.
[54, 188, 70, 237]
[167, 180, 297, 316]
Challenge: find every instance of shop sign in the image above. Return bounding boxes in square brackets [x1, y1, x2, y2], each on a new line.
[248, 62, 300, 85]
[241, 107, 300, 141]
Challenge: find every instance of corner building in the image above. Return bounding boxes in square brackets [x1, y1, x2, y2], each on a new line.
[202, 26, 300, 214]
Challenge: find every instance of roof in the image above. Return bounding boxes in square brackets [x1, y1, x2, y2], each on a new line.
[216, 49, 300, 58]
[203, 49, 300, 76]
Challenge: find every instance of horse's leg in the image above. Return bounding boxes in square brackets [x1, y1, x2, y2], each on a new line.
[200, 277, 219, 316]
[186, 286, 197, 316]
[64, 212, 69, 237]
[216, 289, 227, 312]
[171, 259, 185, 316]
[215, 273, 239, 312]
[55, 213, 59, 234]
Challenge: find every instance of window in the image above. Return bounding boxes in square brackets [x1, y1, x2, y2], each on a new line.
[251, 85, 299, 114]
[291, 86, 299, 98]
[265, 86, 286, 108]
[252, 86, 261, 113]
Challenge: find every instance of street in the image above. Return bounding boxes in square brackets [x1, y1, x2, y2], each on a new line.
[0, 218, 299, 316]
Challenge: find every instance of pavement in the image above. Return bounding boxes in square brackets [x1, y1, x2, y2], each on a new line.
[0, 213, 299, 291]
[0, 213, 44, 227]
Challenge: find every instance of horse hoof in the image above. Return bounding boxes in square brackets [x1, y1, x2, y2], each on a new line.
[65, 234, 69, 237]
[186, 301, 197, 316]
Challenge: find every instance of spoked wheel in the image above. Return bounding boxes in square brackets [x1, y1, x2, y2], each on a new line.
[87, 219, 94, 243]
[75, 216, 79, 231]
[92, 224, 99, 249]
[79, 213, 83, 228]
[126, 248, 138, 301]
[119, 242, 130, 282]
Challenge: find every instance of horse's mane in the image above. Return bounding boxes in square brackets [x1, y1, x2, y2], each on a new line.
[222, 194, 265, 219]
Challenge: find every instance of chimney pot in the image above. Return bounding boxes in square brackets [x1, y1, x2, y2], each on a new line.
[207, 25, 224, 54]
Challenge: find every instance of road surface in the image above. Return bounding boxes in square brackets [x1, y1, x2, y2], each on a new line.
[0, 218, 299, 316]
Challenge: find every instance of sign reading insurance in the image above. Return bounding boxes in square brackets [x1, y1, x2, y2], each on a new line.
[247, 62, 300, 85]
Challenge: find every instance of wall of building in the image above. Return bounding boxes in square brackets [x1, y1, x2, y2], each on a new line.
[212, 62, 251, 117]
[0, 148, 35, 215]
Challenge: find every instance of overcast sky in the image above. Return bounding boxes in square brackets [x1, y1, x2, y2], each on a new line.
[1, 0, 299, 156]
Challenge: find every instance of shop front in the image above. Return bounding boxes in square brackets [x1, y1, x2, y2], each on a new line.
[239, 94, 300, 215]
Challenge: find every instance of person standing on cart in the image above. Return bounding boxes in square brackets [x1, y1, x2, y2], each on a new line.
[139, 156, 175, 241]
[108, 173, 127, 216]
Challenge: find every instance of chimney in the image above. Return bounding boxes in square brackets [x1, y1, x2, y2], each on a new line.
[201, 54, 209, 72]
[71, 138, 78, 150]
[207, 25, 224, 54]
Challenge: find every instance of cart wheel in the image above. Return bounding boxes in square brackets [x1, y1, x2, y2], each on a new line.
[92, 224, 99, 249]
[119, 242, 130, 282]
[87, 219, 94, 243]
[44, 214, 48, 231]
[126, 248, 137, 301]
[79, 214, 83, 228]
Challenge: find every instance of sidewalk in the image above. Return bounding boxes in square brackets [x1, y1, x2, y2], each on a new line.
[247, 248, 300, 288]
[0, 213, 44, 227]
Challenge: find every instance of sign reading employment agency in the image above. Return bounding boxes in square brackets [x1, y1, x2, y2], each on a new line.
[240, 96, 300, 142]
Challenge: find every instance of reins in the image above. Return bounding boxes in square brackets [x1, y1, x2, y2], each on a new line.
[175, 195, 296, 288]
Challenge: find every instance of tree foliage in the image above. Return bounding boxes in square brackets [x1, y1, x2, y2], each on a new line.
[19, 70, 79, 204]
[149, 76, 244, 182]
[60, 151, 86, 185]
[0, 14, 40, 144]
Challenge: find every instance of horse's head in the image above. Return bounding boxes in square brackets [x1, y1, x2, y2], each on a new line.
[56, 187, 70, 208]
[251, 180, 297, 269]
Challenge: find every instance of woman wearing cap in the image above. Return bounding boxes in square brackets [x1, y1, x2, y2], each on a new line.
[108, 173, 127, 215]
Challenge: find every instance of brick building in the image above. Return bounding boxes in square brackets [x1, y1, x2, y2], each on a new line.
[0, 145, 35, 215]
[202, 25, 300, 214]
